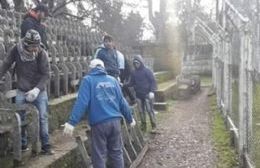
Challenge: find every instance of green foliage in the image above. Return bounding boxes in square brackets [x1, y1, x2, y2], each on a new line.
[252, 82, 260, 168]
[210, 96, 239, 168]
[91, 0, 143, 46]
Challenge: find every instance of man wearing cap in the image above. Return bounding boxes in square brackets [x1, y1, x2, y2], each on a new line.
[63, 59, 136, 168]
[0, 29, 52, 154]
[21, 3, 49, 49]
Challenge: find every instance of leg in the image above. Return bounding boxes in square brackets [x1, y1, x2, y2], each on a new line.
[137, 98, 146, 131]
[123, 86, 135, 104]
[145, 97, 156, 129]
[33, 91, 50, 150]
[91, 124, 108, 168]
[107, 119, 124, 168]
[15, 90, 27, 148]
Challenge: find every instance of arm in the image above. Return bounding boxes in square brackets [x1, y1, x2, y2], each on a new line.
[124, 72, 135, 87]
[116, 81, 133, 124]
[39, 24, 48, 50]
[68, 78, 90, 126]
[0, 47, 16, 79]
[36, 50, 50, 91]
[94, 48, 102, 59]
[146, 69, 157, 92]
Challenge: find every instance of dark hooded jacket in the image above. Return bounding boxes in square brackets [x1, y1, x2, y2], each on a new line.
[126, 55, 157, 99]
[21, 10, 48, 49]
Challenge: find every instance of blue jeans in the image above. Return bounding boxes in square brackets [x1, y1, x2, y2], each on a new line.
[91, 118, 124, 168]
[16, 89, 49, 148]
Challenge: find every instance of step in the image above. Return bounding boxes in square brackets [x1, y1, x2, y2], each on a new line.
[25, 126, 89, 168]
[155, 79, 177, 102]
[154, 102, 168, 111]
[154, 71, 174, 84]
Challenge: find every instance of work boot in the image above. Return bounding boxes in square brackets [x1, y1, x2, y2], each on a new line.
[129, 99, 136, 106]
[150, 123, 157, 134]
[41, 144, 55, 155]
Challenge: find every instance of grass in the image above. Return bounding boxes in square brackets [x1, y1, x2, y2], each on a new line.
[210, 95, 239, 168]
[200, 75, 212, 87]
[252, 83, 260, 167]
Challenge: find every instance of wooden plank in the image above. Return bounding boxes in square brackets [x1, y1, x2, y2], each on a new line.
[75, 136, 92, 168]
[129, 144, 149, 168]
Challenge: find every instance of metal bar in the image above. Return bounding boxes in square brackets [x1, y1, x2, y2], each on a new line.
[225, 0, 249, 22]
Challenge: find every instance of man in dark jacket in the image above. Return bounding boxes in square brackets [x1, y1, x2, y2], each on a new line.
[21, 3, 48, 49]
[0, 29, 52, 154]
[63, 59, 135, 168]
[95, 35, 120, 78]
[125, 55, 157, 132]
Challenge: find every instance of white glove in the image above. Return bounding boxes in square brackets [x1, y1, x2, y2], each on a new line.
[148, 92, 155, 99]
[130, 119, 136, 127]
[63, 122, 75, 136]
[25, 87, 40, 102]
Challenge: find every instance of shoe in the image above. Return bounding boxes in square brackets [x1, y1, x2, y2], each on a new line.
[21, 145, 29, 152]
[41, 144, 55, 155]
[10, 145, 29, 154]
[129, 99, 136, 106]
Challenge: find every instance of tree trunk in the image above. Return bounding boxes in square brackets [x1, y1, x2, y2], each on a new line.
[147, 0, 155, 25]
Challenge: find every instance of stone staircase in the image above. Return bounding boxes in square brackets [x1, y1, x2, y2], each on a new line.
[154, 71, 178, 111]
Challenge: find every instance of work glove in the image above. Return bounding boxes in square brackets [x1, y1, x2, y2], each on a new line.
[148, 92, 155, 99]
[25, 87, 40, 102]
[63, 122, 75, 136]
[130, 118, 136, 127]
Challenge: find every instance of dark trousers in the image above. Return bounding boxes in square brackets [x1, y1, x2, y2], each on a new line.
[122, 85, 135, 102]
[91, 118, 124, 168]
[137, 97, 156, 130]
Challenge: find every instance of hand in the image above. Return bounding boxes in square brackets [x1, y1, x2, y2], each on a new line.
[63, 122, 75, 136]
[25, 87, 40, 102]
[130, 119, 136, 127]
[148, 92, 155, 99]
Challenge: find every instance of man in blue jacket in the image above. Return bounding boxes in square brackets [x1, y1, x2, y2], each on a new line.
[125, 55, 157, 132]
[95, 35, 120, 79]
[63, 59, 135, 168]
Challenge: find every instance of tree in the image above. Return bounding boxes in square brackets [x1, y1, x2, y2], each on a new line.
[120, 11, 143, 46]
[147, 0, 167, 42]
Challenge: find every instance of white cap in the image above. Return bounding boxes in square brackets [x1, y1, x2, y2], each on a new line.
[89, 59, 104, 69]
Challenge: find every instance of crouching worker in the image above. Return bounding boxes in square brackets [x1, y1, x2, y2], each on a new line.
[63, 59, 136, 168]
[124, 55, 157, 132]
[0, 29, 53, 154]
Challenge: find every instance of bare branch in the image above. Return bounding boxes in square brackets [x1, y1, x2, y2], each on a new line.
[52, 0, 82, 16]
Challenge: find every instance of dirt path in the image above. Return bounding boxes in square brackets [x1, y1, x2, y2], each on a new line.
[138, 88, 216, 168]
